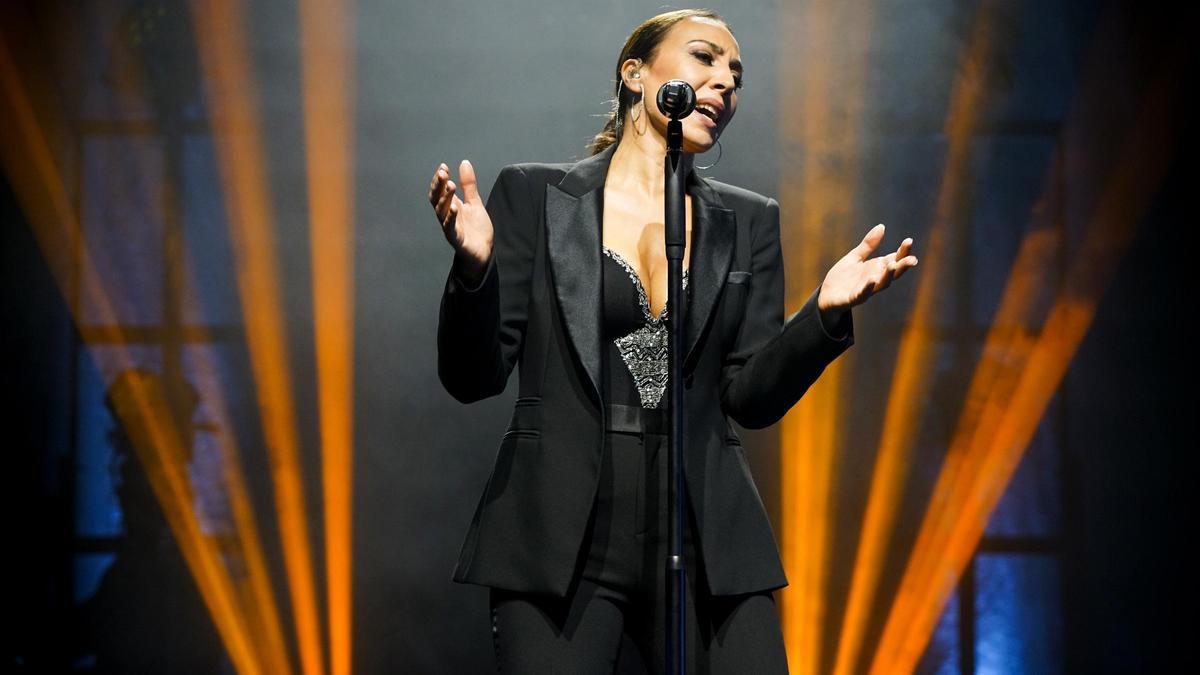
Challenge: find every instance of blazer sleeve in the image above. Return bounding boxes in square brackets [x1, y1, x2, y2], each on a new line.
[437, 165, 536, 403]
[719, 196, 855, 429]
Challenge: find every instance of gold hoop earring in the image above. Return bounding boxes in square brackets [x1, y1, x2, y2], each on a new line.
[630, 89, 647, 135]
[615, 80, 626, 139]
[697, 138, 722, 170]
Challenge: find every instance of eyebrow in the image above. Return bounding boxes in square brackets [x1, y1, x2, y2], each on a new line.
[687, 39, 743, 73]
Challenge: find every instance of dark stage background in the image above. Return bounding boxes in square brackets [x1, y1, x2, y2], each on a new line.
[2, 0, 1192, 673]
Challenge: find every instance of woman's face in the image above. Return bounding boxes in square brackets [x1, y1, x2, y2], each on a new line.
[624, 17, 743, 154]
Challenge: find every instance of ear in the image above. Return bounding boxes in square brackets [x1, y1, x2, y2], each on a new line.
[619, 57, 645, 92]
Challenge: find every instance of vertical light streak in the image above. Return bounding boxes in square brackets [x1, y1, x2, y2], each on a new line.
[777, 1, 872, 672]
[298, 1, 356, 673]
[869, 60, 1181, 675]
[0, 35, 260, 675]
[98, 35, 294, 672]
[222, 439, 298, 675]
[188, 2, 326, 673]
[106, 372, 264, 675]
[188, 339, 296, 675]
[831, 3, 1002, 672]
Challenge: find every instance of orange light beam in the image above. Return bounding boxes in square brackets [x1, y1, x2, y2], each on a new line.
[108, 372, 264, 675]
[875, 10, 1138, 663]
[188, 2, 326, 674]
[776, 1, 873, 673]
[0, 34, 260, 675]
[187, 338, 296, 675]
[868, 185, 1056, 675]
[831, 3, 1003, 672]
[869, 177, 1061, 675]
[297, 1, 357, 674]
[870, 58, 1182, 675]
[100, 42, 293, 673]
[221, 433, 299, 675]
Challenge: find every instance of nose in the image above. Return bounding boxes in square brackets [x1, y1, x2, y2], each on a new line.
[710, 66, 737, 95]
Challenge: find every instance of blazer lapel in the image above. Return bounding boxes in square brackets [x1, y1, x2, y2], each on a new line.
[545, 148, 612, 405]
[544, 146, 736, 404]
[685, 176, 736, 372]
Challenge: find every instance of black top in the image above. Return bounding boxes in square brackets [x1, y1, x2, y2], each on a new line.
[601, 247, 690, 409]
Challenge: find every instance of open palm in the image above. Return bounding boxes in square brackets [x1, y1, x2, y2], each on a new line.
[428, 159, 493, 284]
[818, 224, 919, 312]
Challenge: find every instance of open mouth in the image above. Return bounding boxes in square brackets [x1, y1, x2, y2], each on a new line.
[694, 102, 721, 123]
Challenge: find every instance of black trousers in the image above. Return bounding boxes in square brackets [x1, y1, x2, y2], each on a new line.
[489, 416, 789, 673]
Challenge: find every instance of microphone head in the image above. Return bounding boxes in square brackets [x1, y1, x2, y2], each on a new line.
[657, 80, 696, 120]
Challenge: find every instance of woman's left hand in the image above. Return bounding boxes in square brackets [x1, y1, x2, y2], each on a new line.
[817, 224, 918, 315]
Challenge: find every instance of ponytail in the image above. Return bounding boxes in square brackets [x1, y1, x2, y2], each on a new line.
[588, 114, 619, 155]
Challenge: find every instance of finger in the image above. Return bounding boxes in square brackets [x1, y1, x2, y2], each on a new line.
[892, 255, 919, 280]
[872, 251, 897, 274]
[440, 178, 457, 205]
[896, 237, 913, 259]
[435, 182, 456, 223]
[428, 173, 441, 205]
[428, 163, 449, 205]
[460, 159, 483, 205]
[442, 198, 462, 235]
[852, 223, 886, 260]
[436, 176, 453, 205]
[434, 177, 456, 219]
[881, 262, 895, 289]
[875, 258, 894, 292]
[430, 171, 452, 210]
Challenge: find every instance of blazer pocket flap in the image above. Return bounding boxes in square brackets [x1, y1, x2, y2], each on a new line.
[727, 270, 752, 285]
[507, 396, 543, 434]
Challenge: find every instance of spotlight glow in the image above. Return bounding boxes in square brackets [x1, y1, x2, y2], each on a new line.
[189, 2, 326, 673]
[777, 1, 873, 672]
[298, 1, 357, 674]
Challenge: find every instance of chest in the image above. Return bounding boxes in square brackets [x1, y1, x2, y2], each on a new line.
[600, 193, 694, 319]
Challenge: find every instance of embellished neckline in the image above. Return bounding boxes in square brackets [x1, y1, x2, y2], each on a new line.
[602, 246, 690, 323]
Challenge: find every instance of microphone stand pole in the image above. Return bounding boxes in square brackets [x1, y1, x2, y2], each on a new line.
[662, 94, 689, 675]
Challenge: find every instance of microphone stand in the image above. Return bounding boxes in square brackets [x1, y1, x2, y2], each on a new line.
[658, 80, 695, 675]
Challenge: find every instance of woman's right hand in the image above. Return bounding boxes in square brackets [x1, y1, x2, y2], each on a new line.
[428, 159, 493, 286]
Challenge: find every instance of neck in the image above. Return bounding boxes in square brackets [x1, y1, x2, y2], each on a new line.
[607, 125, 694, 198]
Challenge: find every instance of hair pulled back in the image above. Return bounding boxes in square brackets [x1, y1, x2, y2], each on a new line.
[588, 9, 729, 155]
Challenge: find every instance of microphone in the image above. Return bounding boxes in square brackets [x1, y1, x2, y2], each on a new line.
[656, 80, 696, 120]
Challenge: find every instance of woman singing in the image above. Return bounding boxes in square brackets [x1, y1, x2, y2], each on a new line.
[428, 9, 917, 673]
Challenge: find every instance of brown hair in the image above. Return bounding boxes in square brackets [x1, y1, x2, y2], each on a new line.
[588, 9, 729, 155]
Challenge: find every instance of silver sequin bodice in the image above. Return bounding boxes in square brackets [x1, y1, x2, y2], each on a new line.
[602, 246, 690, 409]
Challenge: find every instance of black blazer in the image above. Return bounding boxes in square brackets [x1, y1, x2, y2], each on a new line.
[437, 144, 854, 597]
